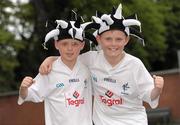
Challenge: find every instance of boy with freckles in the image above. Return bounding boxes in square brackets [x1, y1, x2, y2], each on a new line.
[18, 19, 93, 125]
[38, 4, 164, 125]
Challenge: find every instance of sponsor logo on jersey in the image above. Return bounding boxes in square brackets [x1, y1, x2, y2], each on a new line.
[105, 90, 113, 98]
[104, 78, 116, 83]
[99, 95, 122, 106]
[73, 91, 80, 98]
[56, 83, 64, 88]
[66, 98, 84, 107]
[69, 78, 79, 83]
[66, 91, 85, 107]
[121, 83, 130, 95]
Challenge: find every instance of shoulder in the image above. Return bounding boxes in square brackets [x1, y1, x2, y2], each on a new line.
[123, 53, 146, 71]
[50, 57, 65, 72]
[78, 60, 90, 75]
[81, 50, 100, 58]
[51, 59, 59, 70]
[126, 53, 150, 75]
[79, 50, 102, 66]
[125, 53, 143, 65]
[78, 60, 89, 71]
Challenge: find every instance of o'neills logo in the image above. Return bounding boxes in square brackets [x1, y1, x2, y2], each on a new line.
[66, 98, 84, 107]
[100, 95, 122, 106]
[69, 78, 79, 83]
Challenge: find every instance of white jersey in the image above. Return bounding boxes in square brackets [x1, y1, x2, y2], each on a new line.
[18, 57, 92, 125]
[79, 50, 159, 125]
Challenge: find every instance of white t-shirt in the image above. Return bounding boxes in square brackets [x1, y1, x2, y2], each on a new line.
[18, 57, 92, 125]
[79, 50, 159, 125]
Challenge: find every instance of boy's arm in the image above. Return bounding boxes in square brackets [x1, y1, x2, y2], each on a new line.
[151, 75, 164, 101]
[136, 61, 163, 108]
[39, 56, 58, 75]
[18, 74, 49, 105]
[19, 76, 34, 99]
[39, 51, 93, 74]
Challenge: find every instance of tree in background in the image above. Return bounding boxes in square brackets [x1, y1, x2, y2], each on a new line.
[1, 0, 179, 92]
[0, 0, 24, 92]
[153, 0, 180, 69]
[70, 0, 168, 70]
[122, 0, 167, 70]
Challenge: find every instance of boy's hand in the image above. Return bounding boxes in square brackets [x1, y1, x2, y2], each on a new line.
[19, 76, 35, 99]
[153, 75, 164, 92]
[39, 57, 56, 75]
[151, 75, 164, 101]
[20, 76, 35, 90]
[39, 63, 52, 75]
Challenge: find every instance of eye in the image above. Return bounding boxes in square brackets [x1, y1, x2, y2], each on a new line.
[116, 38, 124, 42]
[116, 38, 122, 41]
[105, 37, 112, 41]
[72, 42, 80, 46]
[61, 42, 68, 46]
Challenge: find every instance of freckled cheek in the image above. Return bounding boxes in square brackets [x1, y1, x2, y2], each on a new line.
[101, 42, 112, 47]
[74, 48, 81, 54]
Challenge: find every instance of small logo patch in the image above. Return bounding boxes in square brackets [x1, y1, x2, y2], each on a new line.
[73, 91, 80, 98]
[69, 78, 79, 83]
[56, 83, 64, 88]
[105, 90, 114, 98]
[121, 83, 130, 95]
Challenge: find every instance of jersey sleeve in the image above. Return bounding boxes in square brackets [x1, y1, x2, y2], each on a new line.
[18, 73, 49, 105]
[136, 61, 159, 109]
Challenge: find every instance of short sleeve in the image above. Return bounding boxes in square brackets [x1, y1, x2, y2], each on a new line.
[17, 74, 49, 105]
[136, 61, 159, 108]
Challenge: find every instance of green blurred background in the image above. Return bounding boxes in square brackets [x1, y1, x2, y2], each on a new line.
[0, 0, 180, 93]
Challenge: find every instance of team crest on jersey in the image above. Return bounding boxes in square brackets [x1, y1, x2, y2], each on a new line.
[121, 83, 130, 95]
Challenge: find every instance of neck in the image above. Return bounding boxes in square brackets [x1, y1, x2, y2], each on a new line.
[105, 51, 125, 67]
[61, 58, 77, 70]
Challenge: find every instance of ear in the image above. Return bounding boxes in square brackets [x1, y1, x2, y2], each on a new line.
[54, 41, 59, 50]
[124, 36, 130, 45]
[80, 42, 85, 50]
[96, 35, 101, 44]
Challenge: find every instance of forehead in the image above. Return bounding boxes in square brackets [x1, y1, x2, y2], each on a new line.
[100, 30, 126, 37]
[58, 39, 81, 43]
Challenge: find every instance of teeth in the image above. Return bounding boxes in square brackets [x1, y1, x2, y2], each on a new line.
[67, 53, 73, 56]
[109, 48, 117, 51]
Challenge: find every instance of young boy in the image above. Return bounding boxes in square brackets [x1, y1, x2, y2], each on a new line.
[18, 19, 92, 125]
[38, 4, 164, 125]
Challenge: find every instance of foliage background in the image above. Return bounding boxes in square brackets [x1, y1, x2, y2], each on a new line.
[0, 0, 180, 92]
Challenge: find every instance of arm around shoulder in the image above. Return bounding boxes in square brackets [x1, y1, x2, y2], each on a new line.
[39, 56, 58, 75]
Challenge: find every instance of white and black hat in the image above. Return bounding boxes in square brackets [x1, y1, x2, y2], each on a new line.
[91, 3, 145, 45]
[42, 15, 86, 50]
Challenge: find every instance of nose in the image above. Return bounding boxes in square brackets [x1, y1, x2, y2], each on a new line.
[111, 39, 116, 46]
[67, 43, 73, 50]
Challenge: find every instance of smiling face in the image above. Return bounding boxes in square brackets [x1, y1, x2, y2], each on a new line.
[55, 39, 84, 64]
[97, 30, 129, 60]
